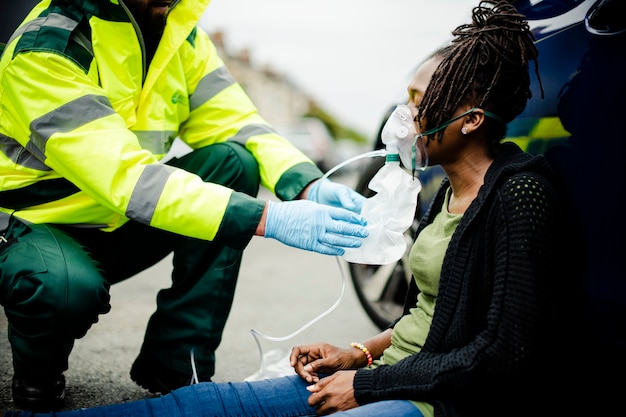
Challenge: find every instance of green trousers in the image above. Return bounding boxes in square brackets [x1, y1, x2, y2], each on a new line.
[0, 142, 260, 381]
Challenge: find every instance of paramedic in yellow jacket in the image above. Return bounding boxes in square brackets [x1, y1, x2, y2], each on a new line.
[0, 0, 369, 411]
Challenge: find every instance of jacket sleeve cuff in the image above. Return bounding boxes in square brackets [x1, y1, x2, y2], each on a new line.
[214, 192, 265, 249]
[274, 162, 323, 201]
[353, 368, 377, 406]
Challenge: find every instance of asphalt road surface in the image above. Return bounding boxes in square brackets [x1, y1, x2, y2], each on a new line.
[0, 173, 380, 412]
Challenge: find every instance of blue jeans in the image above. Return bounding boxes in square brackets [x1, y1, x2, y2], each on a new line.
[4, 375, 423, 417]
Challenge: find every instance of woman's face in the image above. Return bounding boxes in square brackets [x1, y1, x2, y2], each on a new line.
[422, 107, 472, 166]
[406, 56, 441, 117]
[407, 58, 475, 167]
[407, 56, 458, 167]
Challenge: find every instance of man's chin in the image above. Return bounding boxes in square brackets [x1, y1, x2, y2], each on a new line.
[148, 12, 168, 31]
[152, 6, 170, 17]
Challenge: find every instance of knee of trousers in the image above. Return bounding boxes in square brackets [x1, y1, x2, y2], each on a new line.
[3, 259, 111, 339]
[225, 142, 262, 196]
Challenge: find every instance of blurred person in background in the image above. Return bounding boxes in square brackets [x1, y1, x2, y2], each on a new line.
[0, 0, 368, 411]
[1, 1, 574, 415]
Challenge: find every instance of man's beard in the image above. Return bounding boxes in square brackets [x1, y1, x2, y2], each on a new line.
[143, 12, 167, 46]
[126, 3, 168, 63]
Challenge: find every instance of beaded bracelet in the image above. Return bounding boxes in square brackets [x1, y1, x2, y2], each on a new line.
[350, 342, 373, 367]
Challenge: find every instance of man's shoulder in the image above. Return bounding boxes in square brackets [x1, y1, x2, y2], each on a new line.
[11, 7, 94, 73]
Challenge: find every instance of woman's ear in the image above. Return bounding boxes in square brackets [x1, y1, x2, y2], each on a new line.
[461, 110, 485, 135]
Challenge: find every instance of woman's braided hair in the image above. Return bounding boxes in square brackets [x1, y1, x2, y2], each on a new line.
[418, 0, 542, 149]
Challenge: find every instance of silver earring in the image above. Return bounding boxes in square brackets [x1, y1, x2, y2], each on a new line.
[461, 127, 468, 135]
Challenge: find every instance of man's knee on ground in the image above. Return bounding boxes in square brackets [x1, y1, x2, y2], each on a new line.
[6, 268, 110, 339]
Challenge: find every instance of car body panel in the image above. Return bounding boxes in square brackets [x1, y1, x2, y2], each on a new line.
[351, 0, 626, 344]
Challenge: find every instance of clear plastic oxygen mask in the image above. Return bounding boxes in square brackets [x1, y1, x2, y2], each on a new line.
[342, 104, 423, 265]
[381, 104, 428, 175]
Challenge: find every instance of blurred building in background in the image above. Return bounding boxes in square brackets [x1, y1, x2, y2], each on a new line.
[208, 31, 368, 173]
[210, 31, 312, 127]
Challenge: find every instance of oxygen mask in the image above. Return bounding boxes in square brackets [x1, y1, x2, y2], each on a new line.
[381, 104, 428, 175]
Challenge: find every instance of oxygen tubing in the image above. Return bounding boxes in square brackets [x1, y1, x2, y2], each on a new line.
[189, 149, 389, 383]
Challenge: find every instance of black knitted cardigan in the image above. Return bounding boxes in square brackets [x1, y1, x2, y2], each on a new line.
[353, 142, 566, 417]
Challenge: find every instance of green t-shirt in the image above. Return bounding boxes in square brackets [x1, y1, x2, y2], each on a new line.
[370, 188, 461, 417]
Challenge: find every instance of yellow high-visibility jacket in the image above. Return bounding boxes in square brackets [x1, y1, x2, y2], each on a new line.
[0, 0, 322, 247]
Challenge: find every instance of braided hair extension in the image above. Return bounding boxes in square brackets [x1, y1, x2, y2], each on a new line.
[417, 0, 543, 150]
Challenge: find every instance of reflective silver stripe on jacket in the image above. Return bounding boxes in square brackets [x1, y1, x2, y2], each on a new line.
[30, 95, 115, 156]
[7, 13, 85, 50]
[0, 212, 10, 233]
[126, 164, 176, 224]
[189, 66, 236, 112]
[229, 124, 277, 146]
[132, 131, 179, 154]
[0, 133, 50, 170]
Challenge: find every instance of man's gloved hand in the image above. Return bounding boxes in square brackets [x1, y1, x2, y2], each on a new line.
[307, 179, 365, 214]
[265, 200, 368, 256]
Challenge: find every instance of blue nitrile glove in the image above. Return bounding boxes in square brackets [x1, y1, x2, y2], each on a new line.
[307, 179, 366, 214]
[265, 200, 368, 256]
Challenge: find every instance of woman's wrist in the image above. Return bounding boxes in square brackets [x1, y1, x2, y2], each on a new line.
[350, 342, 373, 367]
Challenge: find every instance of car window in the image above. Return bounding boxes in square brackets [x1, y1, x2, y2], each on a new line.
[585, 0, 626, 35]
